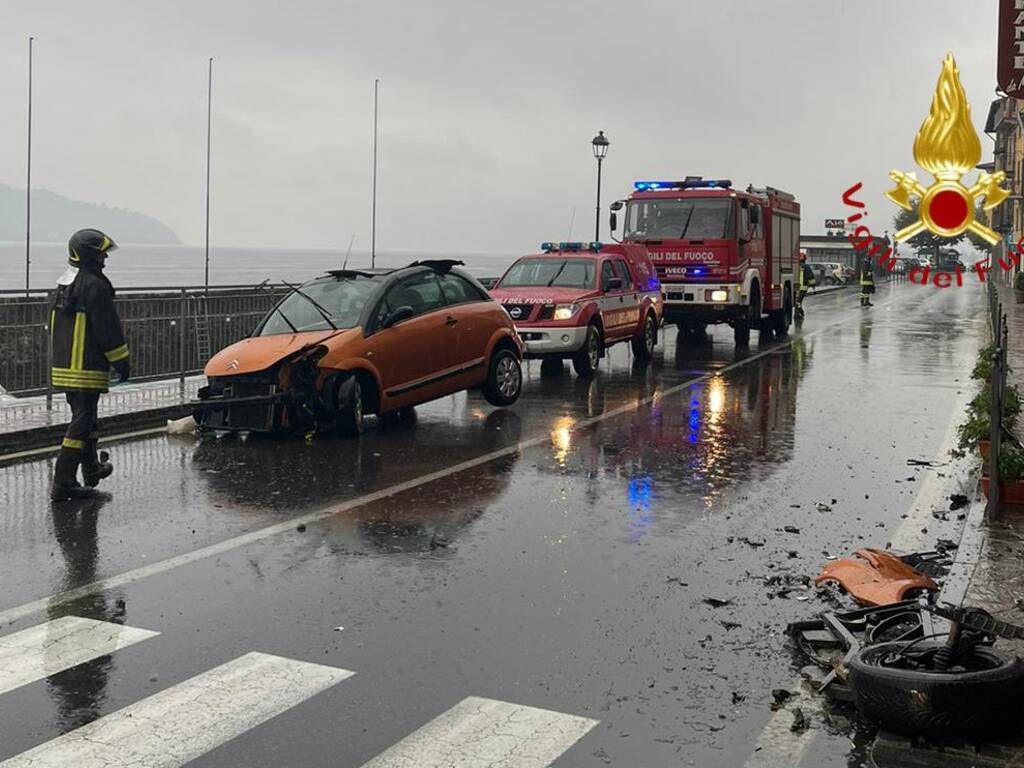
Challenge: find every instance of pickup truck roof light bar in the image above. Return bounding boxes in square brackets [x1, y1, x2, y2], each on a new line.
[540, 241, 602, 253]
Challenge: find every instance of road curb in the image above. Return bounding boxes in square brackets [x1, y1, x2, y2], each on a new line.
[0, 403, 191, 462]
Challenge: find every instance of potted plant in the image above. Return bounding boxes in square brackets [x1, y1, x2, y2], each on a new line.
[982, 443, 1024, 504]
[1015, 270, 1024, 303]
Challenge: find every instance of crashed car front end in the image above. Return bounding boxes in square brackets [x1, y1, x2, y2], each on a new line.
[193, 346, 337, 434]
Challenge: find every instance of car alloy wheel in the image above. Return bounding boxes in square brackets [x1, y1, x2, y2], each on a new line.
[351, 379, 363, 431]
[587, 332, 600, 368]
[496, 355, 520, 399]
[645, 316, 655, 352]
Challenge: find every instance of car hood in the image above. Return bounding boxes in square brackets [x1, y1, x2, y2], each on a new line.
[205, 330, 343, 377]
[489, 286, 599, 304]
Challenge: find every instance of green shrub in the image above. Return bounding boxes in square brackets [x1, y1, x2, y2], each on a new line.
[958, 412, 991, 449]
[972, 344, 996, 381]
[999, 444, 1024, 481]
[1015, 271, 1024, 291]
[970, 384, 1022, 421]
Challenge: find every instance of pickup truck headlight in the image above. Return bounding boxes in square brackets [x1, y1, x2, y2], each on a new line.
[553, 303, 581, 320]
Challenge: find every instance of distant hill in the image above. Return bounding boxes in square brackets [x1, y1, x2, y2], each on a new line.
[0, 184, 180, 245]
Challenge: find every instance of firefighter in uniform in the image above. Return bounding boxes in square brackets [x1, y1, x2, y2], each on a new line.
[50, 229, 130, 501]
[795, 252, 815, 321]
[859, 256, 876, 307]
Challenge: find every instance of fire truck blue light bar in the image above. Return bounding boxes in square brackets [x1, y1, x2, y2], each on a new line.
[633, 180, 732, 191]
[540, 242, 602, 252]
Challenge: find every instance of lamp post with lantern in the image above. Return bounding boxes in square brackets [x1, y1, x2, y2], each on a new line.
[592, 131, 609, 241]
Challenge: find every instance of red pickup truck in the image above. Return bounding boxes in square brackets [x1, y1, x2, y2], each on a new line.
[489, 242, 663, 376]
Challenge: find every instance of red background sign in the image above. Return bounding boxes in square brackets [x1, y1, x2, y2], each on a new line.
[999, 0, 1024, 97]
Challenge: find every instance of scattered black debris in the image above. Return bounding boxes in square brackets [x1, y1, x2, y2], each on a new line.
[703, 597, 732, 608]
[905, 476, 916, 482]
[666, 576, 689, 586]
[931, 509, 949, 521]
[113, 598, 126, 617]
[720, 620, 742, 631]
[429, 535, 449, 550]
[739, 537, 766, 548]
[296, 523, 307, 532]
[815, 502, 832, 512]
[907, 458, 937, 467]
[788, 551, 799, 559]
[783, 525, 801, 534]
[789, 504, 802, 509]
[949, 494, 969, 510]
[731, 692, 746, 705]
[790, 707, 808, 733]
[831, 498, 837, 505]
[935, 538, 958, 554]
[771, 689, 793, 707]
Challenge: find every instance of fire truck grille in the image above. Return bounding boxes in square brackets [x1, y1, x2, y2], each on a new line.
[502, 304, 534, 322]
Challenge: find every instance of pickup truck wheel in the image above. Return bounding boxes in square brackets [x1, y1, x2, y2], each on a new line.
[631, 312, 657, 360]
[335, 376, 364, 437]
[483, 348, 522, 406]
[573, 324, 602, 377]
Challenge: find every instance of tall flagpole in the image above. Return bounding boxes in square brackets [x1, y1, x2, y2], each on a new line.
[25, 36, 33, 296]
[371, 78, 379, 269]
[204, 57, 213, 295]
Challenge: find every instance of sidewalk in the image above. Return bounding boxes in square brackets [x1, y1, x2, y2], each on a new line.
[0, 376, 201, 457]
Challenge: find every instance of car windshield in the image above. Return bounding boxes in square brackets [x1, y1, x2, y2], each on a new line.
[259, 278, 380, 335]
[498, 258, 595, 289]
[625, 198, 735, 240]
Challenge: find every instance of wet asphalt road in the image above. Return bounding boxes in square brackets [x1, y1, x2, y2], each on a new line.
[0, 282, 987, 767]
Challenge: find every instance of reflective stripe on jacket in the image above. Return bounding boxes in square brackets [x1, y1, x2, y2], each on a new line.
[50, 267, 128, 392]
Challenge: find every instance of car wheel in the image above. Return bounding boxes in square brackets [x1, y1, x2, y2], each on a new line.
[335, 376, 364, 437]
[849, 640, 1024, 739]
[483, 348, 522, 406]
[573, 324, 602, 377]
[631, 312, 657, 360]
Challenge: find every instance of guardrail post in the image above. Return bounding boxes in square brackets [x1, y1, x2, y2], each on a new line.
[179, 288, 187, 395]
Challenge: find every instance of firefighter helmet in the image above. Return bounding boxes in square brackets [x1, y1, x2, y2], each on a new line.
[68, 229, 118, 268]
[799, 251, 807, 262]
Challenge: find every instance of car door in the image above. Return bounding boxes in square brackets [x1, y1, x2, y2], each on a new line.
[600, 258, 628, 340]
[365, 271, 454, 405]
[437, 272, 494, 386]
[614, 257, 642, 337]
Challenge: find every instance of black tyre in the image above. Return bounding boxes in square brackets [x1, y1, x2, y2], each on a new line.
[631, 312, 657, 360]
[482, 348, 522, 406]
[572, 324, 602, 377]
[335, 376, 364, 437]
[734, 283, 759, 346]
[849, 641, 1024, 739]
[540, 357, 564, 377]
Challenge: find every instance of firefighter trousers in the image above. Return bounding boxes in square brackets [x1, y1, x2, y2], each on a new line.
[54, 392, 101, 487]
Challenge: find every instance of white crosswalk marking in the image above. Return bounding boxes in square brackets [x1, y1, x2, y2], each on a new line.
[0, 651, 353, 768]
[360, 696, 599, 768]
[0, 616, 158, 696]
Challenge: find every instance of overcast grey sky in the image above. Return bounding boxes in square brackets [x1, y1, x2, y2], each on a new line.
[0, 1, 1001, 253]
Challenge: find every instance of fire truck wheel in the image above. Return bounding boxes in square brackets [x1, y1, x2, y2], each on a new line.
[631, 312, 657, 360]
[573, 324, 602, 377]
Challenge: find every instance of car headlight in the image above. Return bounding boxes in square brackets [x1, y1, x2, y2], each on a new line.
[553, 303, 580, 320]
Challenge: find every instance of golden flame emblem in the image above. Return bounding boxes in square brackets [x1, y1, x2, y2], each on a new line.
[888, 54, 1008, 244]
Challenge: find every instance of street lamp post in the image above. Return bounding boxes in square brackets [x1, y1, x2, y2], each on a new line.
[592, 131, 609, 241]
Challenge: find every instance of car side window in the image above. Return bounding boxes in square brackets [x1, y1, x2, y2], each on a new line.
[614, 259, 633, 290]
[371, 272, 446, 331]
[438, 273, 487, 305]
[601, 260, 617, 291]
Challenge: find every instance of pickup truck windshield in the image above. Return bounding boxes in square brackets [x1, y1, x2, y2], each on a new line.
[259, 278, 379, 335]
[626, 198, 735, 240]
[499, 258, 596, 289]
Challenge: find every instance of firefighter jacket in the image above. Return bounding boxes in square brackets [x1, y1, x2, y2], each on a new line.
[800, 264, 816, 289]
[859, 265, 875, 286]
[50, 266, 129, 392]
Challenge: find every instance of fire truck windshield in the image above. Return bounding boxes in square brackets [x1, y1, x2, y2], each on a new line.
[625, 198, 735, 241]
[499, 258, 596, 289]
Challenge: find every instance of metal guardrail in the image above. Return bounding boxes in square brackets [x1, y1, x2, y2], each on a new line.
[0, 284, 290, 399]
[987, 277, 1008, 519]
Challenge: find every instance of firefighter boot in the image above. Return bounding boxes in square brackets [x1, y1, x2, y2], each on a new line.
[82, 442, 113, 488]
[51, 449, 98, 501]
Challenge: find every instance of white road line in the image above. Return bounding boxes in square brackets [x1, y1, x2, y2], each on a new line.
[359, 696, 598, 768]
[0, 616, 158, 695]
[0, 294, 905, 629]
[0, 651, 352, 768]
[743, 685, 818, 768]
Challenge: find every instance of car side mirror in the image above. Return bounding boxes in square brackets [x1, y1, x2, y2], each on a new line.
[609, 212, 618, 232]
[384, 305, 415, 328]
[605, 277, 623, 292]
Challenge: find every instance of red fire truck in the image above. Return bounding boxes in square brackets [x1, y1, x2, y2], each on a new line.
[608, 178, 800, 346]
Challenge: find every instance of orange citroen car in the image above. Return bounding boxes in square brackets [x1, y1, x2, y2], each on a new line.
[194, 261, 523, 436]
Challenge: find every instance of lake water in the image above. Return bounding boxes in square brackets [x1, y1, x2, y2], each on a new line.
[0, 242, 521, 292]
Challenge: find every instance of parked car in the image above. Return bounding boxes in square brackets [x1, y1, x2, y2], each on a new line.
[818, 262, 847, 284]
[194, 261, 523, 436]
[488, 242, 663, 376]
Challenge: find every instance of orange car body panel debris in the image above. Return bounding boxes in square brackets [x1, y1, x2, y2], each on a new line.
[815, 548, 938, 606]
